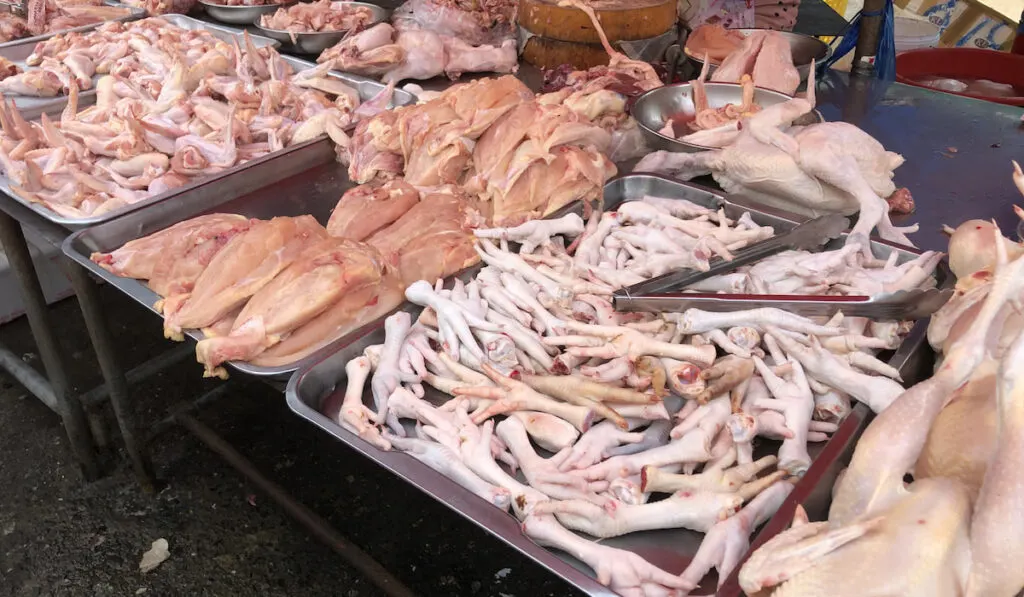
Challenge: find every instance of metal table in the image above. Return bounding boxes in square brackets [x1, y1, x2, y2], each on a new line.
[0, 196, 153, 486]
[814, 71, 1024, 252]
[1, 43, 1021, 597]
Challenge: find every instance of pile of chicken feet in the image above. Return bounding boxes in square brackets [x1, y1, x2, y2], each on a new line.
[0, 18, 385, 219]
[332, 195, 939, 596]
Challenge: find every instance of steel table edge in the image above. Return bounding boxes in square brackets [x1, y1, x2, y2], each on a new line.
[283, 362, 616, 597]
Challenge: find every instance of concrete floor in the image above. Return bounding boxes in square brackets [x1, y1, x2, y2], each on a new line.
[0, 285, 574, 597]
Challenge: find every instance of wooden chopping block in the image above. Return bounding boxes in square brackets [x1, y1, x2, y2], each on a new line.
[522, 37, 622, 69]
[519, 0, 677, 43]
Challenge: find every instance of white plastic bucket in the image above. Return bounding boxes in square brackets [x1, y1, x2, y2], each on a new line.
[894, 16, 941, 52]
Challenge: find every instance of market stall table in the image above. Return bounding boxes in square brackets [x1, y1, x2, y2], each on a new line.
[0, 18, 1017, 593]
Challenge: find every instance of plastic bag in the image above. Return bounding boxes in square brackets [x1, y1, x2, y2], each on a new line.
[822, 0, 896, 80]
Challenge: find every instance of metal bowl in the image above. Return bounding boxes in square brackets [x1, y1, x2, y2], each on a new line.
[631, 81, 823, 152]
[252, 1, 387, 55]
[198, 0, 294, 25]
[684, 29, 830, 82]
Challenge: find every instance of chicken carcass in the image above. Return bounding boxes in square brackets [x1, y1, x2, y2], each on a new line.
[318, 21, 517, 84]
[635, 69, 916, 247]
[391, 0, 517, 46]
[317, 23, 406, 76]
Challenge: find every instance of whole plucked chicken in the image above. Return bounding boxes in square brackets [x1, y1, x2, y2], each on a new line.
[317, 21, 518, 83]
[739, 168, 1024, 597]
[635, 66, 917, 249]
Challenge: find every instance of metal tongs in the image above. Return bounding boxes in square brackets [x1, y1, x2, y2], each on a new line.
[613, 213, 953, 320]
[614, 289, 952, 320]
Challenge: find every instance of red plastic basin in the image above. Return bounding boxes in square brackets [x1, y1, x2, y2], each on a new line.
[896, 47, 1024, 106]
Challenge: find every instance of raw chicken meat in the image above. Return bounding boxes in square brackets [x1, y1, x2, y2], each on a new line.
[0, 13, 31, 43]
[635, 68, 916, 247]
[712, 30, 767, 84]
[317, 23, 406, 76]
[391, 0, 516, 46]
[206, 0, 288, 5]
[195, 237, 386, 377]
[442, 37, 518, 79]
[685, 24, 746, 62]
[366, 189, 480, 287]
[0, 18, 370, 220]
[318, 22, 518, 83]
[161, 215, 326, 340]
[740, 210, 1024, 596]
[259, 0, 374, 32]
[382, 29, 446, 84]
[316, 185, 938, 595]
[344, 74, 615, 224]
[751, 30, 800, 95]
[90, 213, 251, 282]
[326, 178, 420, 240]
[710, 29, 801, 96]
[23, 0, 131, 37]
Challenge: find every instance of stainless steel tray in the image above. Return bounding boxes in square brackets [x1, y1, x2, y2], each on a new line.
[284, 284, 936, 597]
[154, 12, 279, 44]
[0, 1, 145, 49]
[6, 52, 411, 229]
[0, 1, 146, 117]
[198, 0, 295, 25]
[605, 173, 954, 307]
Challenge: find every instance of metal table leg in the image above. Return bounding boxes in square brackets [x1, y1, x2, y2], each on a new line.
[0, 211, 99, 480]
[61, 258, 157, 493]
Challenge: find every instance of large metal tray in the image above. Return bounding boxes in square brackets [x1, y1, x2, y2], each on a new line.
[283, 178, 938, 596]
[606, 173, 954, 305]
[62, 75, 415, 377]
[0, 1, 144, 49]
[7, 52, 411, 229]
[0, 13, 278, 116]
[0, 1, 146, 117]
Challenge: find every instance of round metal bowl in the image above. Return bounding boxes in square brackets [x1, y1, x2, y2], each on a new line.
[198, 0, 294, 25]
[631, 81, 823, 152]
[684, 29, 830, 82]
[252, 1, 387, 55]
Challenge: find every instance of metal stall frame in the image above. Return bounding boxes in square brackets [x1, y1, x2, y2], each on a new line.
[0, 188, 419, 597]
